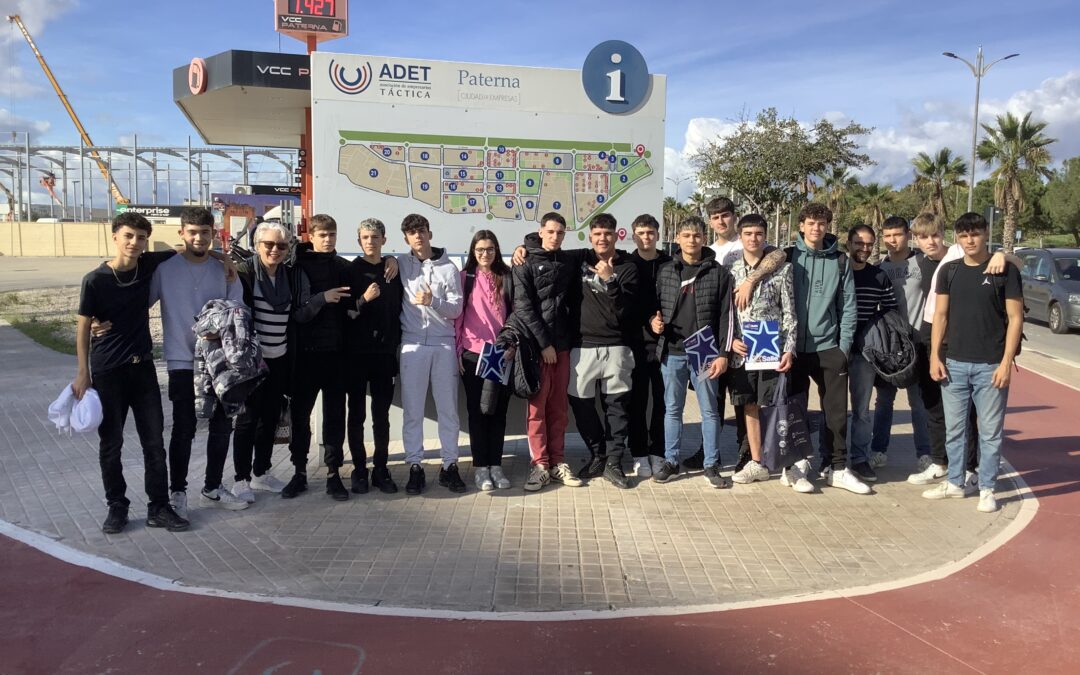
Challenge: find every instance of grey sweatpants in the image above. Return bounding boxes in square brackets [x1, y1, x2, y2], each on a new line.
[400, 343, 460, 467]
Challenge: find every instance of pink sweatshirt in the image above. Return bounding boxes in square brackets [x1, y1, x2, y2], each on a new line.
[455, 269, 508, 356]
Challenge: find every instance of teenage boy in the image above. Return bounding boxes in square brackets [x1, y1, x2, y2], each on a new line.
[651, 216, 735, 489]
[929, 212, 1023, 513]
[784, 203, 868, 494]
[512, 212, 585, 492]
[908, 213, 1018, 486]
[397, 213, 466, 495]
[72, 213, 190, 534]
[846, 224, 899, 484]
[150, 207, 246, 514]
[727, 214, 797, 486]
[628, 214, 671, 477]
[284, 214, 351, 500]
[565, 214, 640, 489]
[870, 216, 930, 469]
[682, 197, 786, 470]
[344, 218, 403, 494]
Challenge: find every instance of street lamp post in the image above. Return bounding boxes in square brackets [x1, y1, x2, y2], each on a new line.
[665, 174, 691, 244]
[943, 47, 1019, 213]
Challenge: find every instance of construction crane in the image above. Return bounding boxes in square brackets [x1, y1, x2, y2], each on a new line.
[6, 14, 129, 205]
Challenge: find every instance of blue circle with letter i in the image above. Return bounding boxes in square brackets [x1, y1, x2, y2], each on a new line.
[581, 40, 651, 115]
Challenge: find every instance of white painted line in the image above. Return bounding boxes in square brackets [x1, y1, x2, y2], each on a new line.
[1019, 364, 1080, 393]
[1022, 349, 1080, 371]
[0, 460, 1039, 622]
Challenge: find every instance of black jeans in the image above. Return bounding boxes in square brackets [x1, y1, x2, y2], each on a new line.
[461, 350, 512, 467]
[167, 369, 233, 493]
[345, 352, 397, 471]
[569, 391, 631, 466]
[233, 355, 289, 482]
[790, 347, 849, 470]
[290, 350, 346, 471]
[93, 360, 169, 509]
[629, 355, 665, 458]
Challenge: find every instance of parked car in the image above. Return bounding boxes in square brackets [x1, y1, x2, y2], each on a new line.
[1018, 248, 1080, 334]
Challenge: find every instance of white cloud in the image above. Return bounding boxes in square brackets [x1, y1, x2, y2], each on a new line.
[665, 69, 1080, 193]
[0, 107, 51, 140]
[0, 1, 79, 99]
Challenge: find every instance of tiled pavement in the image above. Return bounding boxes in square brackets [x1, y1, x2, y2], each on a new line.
[0, 322, 1023, 613]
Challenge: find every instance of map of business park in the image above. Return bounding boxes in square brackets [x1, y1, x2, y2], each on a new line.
[337, 131, 654, 228]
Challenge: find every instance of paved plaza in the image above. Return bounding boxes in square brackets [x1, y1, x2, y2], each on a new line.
[0, 321, 1025, 615]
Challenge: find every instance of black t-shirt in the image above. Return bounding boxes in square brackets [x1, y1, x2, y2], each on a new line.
[78, 251, 174, 374]
[936, 258, 1023, 363]
[916, 255, 941, 343]
[667, 262, 701, 355]
[343, 257, 403, 354]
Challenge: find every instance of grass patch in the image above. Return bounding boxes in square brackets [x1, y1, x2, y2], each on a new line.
[4, 317, 77, 355]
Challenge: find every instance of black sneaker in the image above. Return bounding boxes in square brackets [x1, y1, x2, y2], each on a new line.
[602, 463, 630, 489]
[683, 447, 705, 470]
[851, 461, 878, 483]
[577, 456, 605, 480]
[146, 504, 191, 532]
[653, 461, 679, 483]
[281, 473, 308, 499]
[438, 463, 467, 493]
[703, 465, 732, 489]
[101, 505, 128, 534]
[326, 473, 349, 501]
[371, 466, 398, 494]
[350, 468, 370, 494]
[405, 463, 426, 495]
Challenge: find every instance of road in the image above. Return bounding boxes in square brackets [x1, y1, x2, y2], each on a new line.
[0, 256, 105, 292]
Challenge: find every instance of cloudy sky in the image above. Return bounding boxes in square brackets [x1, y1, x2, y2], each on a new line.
[2, 0, 1078, 204]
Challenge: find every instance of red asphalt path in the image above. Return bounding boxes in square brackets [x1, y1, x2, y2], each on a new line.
[2, 370, 1078, 675]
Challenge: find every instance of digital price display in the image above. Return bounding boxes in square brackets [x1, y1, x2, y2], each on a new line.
[275, 0, 348, 42]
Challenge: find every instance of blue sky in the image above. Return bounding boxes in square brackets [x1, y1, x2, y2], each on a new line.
[2, 0, 1078, 203]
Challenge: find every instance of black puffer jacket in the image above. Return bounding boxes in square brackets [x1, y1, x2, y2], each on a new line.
[654, 249, 736, 360]
[860, 309, 918, 388]
[511, 243, 578, 352]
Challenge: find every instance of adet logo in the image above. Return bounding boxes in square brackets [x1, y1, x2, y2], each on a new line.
[328, 59, 372, 95]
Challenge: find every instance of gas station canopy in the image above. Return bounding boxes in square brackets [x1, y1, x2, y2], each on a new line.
[173, 50, 311, 148]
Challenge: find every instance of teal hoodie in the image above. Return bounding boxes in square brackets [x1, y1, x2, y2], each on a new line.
[789, 233, 856, 355]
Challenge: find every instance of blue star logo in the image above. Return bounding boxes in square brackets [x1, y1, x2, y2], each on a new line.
[741, 320, 780, 359]
[477, 343, 507, 382]
[684, 326, 720, 376]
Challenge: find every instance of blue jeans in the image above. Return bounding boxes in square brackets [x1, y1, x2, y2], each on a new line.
[661, 354, 720, 466]
[940, 359, 1008, 491]
[847, 354, 877, 466]
[872, 381, 930, 457]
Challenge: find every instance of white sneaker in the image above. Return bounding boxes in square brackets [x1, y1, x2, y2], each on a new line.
[232, 479, 255, 504]
[550, 462, 584, 487]
[977, 489, 998, 513]
[915, 454, 934, 473]
[474, 466, 494, 491]
[199, 487, 250, 511]
[780, 459, 814, 493]
[869, 451, 888, 468]
[732, 459, 770, 484]
[964, 470, 979, 496]
[633, 457, 653, 478]
[169, 491, 188, 519]
[489, 466, 511, 489]
[251, 473, 286, 493]
[649, 455, 666, 475]
[824, 467, 872, 495]
[524, 464, 550, 492]
[922, 481, 968, 500]
[907, 462, 947, 485]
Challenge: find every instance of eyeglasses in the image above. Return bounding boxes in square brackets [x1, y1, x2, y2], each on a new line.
[260, 241, 289, 251]
[474, 247, 496, 255]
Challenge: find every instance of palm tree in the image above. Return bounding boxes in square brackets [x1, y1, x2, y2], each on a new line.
[912, 148, 967, 221]
[815, 167, 858, 233]
[662, 196, 690, 243]
[853, 182, 895, 258]
[687, 191, 708, 217]
[976, 111, 1056, 253]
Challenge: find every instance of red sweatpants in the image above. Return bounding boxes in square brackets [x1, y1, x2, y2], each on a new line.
[526, 350, 570, 467]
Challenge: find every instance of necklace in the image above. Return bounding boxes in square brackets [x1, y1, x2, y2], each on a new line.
[109, 260, 139, 287]
[186, 257, 213, 293]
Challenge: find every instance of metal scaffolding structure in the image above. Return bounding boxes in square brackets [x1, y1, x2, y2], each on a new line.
[0, 137, 298, 221]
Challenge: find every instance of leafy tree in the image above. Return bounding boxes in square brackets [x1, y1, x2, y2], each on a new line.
[891, 183, 926, 222]
[691, 107, 872, 219]
[912, 148, 967, 221]
[814, 167, 859, 233]
[852, 182, 895, 256]
[1043, 157, 1080, 246]
[976, 111, 1055, 253]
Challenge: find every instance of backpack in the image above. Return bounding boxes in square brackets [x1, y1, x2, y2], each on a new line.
[943, 261, 1026, 355]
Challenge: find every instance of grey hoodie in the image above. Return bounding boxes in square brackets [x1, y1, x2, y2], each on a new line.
[397, 246, 463, 346]
[788, 233, 856, 355]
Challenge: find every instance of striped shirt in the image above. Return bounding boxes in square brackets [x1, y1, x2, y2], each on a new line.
[252, 281, 290, 359]
[852, 264, 898, 332]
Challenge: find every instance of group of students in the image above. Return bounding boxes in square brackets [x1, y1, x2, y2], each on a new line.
[71, 196, 1021, 535]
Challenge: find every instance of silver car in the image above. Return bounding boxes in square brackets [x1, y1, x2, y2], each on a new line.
[1019, 248, 1080, 334]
